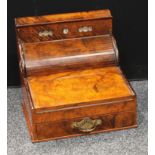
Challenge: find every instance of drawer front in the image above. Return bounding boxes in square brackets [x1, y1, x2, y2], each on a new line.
[36, 112, 137, 141]
[17, 19, 112, 43]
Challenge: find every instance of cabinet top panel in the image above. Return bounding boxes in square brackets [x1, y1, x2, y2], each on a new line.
[15, 9, 112, 27]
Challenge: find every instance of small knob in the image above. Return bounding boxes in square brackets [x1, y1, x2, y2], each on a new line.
[63, 28, 69, 34]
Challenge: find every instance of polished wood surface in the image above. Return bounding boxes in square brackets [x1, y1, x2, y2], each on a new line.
[36, 112, 137, 141]
[24, 35, 114, 61]
[32, 98, 136, 123]
[22, 99, 137, 142]
[16, 10, 112, 43]
[27, 66, 134, 109]
[15, 10, 112, 26]
[16, 9, 114, 76]
[15, 9, 137, 142]
[22, 75, 137, 142]
[17, 19, 112, 43]
[22, 35, 118, 76]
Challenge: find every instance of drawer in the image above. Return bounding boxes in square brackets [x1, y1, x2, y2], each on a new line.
[35, 112, 137, 141]
[17, 18, 112, 43]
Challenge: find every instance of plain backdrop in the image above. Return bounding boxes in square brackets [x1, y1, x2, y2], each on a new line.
[7, 0, 148, 86]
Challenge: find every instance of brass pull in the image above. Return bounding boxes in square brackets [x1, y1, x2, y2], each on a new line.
[78, 26, 93, 33]
[71, 117, 102, 132]
[38, 30, 53, 37]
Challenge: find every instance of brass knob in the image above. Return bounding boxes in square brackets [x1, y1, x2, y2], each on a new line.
[63, 28, 69, 34]
[71, 117, 102, 132]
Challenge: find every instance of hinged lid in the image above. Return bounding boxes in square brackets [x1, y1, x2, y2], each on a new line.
[27, 66, 135, 112]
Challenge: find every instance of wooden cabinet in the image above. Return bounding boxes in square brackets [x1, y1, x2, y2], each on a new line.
[15, 9, 137, 142]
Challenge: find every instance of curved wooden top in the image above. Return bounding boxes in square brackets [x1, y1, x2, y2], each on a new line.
[23, 35, 115, 68]
[27, 66, 134, 109]
[22, 35, 118, 76]
[15, 10, 112, 27]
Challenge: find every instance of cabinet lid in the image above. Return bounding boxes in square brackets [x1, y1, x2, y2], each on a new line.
[27, 66, 135, 112]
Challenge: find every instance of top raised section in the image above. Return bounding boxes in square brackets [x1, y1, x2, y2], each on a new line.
[15, 9, 112, 27]
[15, 10, 112, 43]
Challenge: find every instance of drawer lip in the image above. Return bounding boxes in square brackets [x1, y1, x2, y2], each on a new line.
[32, 97, 137, 123]
[35, 110, 137, 124]
[33, 95, 136, 114]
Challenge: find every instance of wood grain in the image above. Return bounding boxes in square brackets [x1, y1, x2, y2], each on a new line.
[22, 35, 118, 76]
[36, 112, 137, 141]
[15, 9, 138, 142]
[32, 99, 136, 123]
[17, 19, 112, 43]
[15, 10, 112, 27]
[27, 67, 134, 109]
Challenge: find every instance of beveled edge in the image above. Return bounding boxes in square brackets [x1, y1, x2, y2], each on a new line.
[15, 9, 112, 27]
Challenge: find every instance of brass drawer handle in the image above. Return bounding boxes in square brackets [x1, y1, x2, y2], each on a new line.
[38, 30, 53, 37]
[71, 117, 102, 132]
[78, 26, 93, 33]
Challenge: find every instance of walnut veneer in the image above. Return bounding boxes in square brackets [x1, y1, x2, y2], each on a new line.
[15, 9, 137, 142]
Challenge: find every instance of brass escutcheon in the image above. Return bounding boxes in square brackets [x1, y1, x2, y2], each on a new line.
[38, 30, 53, 37]
[71, 117, 102, 132]
[78, 26, 93, 33]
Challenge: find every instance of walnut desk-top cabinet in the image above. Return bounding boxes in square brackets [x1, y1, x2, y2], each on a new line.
[15, 9, 137, 142]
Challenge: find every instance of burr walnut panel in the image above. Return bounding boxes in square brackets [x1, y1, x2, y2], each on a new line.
[27, 67, 134, 109]
[36, 112, 137, 141]
[22, 35, 118, 76]
[17, 19, 112, 43]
